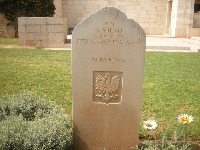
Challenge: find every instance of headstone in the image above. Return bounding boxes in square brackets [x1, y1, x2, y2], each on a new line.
[72, 7, 146, 150]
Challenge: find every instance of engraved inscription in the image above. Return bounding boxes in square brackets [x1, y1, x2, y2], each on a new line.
[92, 57, 125, 63]
[93, 72, 123, 104]
[77, 22, 144, 45]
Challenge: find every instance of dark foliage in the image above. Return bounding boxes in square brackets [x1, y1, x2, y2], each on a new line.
[0, 0, 55, 37]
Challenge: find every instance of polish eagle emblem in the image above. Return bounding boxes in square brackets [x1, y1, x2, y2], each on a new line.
[95, 73, 120, 102]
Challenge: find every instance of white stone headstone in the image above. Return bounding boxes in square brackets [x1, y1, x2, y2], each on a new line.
[72, 7, 146, 150]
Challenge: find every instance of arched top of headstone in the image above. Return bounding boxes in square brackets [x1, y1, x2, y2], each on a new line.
[72, 7, 146, 48]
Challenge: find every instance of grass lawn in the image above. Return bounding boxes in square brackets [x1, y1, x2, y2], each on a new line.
[0, 37, 19, 45]
[0, 48, 72, 113]
[142, 52, 200, 141]
[0, 44, 199, 143]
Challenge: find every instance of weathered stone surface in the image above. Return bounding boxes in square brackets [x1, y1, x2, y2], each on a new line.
[26, 25, 41, 33]
[72, 7, 146, 150]
[47, 17, 64, 24]
[53, 0, 63, 17]
[47, 25, 64, 32]
[0, 14, 15, 38]
[18, 17, 68, 48]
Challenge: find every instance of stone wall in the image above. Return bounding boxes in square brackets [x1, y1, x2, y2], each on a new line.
[17, 0, 200, 48]
[170, 0, 195, 37]
[54, 0, 63, 17]
[187, 28, 200, 37]
[193, 13, 200, 27]
[62, 0, 168, 35]
[0, 13, 15, 38]
[18, 17, 68, 48]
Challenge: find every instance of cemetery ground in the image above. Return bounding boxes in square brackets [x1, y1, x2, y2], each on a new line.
[0, 38, 200, 148]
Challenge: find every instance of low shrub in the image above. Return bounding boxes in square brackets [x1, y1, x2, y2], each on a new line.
[0, 91, 72, 150]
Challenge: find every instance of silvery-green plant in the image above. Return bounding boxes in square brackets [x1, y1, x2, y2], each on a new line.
[0, 91, 72, 150]
[134, 115, 194, 150]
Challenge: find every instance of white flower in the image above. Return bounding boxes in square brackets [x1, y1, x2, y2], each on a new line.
[143, 120, 158, 130]
[177, 114, 194, 124]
